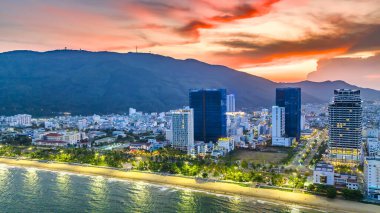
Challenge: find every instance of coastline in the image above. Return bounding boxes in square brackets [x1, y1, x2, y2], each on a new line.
[0, 158, 378, 213]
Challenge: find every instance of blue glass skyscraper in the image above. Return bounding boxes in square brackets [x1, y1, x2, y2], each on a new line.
[276, 88, 301, 141]
[189, 89, 227, 143]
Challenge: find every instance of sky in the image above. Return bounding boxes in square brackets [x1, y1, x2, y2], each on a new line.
[1, 0, 380, 89]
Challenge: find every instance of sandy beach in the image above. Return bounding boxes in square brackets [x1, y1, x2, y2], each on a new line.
[0, 157, 378, 213]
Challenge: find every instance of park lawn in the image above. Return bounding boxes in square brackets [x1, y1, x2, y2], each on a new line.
[229, 150, 288, 164]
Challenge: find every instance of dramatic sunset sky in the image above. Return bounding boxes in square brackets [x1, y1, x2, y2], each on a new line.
[1, 0, 380, 89]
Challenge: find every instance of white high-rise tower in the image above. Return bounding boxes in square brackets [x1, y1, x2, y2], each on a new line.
[272, 106, 285, 138]
[171, 108, 194, 154]
[271, 106, 292, 147]
[227, 94, 235, 112]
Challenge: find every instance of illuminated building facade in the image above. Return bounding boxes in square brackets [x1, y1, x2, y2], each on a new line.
[328, 89, 362, 164]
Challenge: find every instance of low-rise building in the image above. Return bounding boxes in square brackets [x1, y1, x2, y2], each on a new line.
[34, 140, 68, 147]
[63, 132, 82, 144]
[272, 137, 294, 147]
[88, 131, 107, 139]
[367, 138, 380, 156]
[194, 141, 208, 155]
[211, 150, 224, 158]
[45, 132, 64, 141]
[150, 142, 164, 151]
[129, 142, 150, 151]
[33, 131, 85, 147]
[235, 141, 249, 149]
[6, 114, 32, 127]
[112, 131, 126, 138]
[334, 173, 358, 189]
[210, 138, 235, 157]
[366, 128, 379, 139]
[313, 162, 334, 185]
[94, 137, 116, 145]
[217, 137, 235, 153]
[347, 179, 359, 190]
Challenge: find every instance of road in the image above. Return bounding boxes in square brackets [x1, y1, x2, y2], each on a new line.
[304, 129, 327, 167]
[287, 129, 328, 172]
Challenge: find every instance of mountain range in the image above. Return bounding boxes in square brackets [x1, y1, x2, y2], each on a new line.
[0, 50, 379, 116]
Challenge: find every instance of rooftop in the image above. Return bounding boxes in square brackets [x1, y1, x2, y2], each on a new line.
[315, 162, 334, 170]
[45, 133, 63, 137]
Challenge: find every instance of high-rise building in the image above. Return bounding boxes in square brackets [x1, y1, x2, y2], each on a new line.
[189, 89, 227, 143]
[170, 108, 194, 154]
[301, 114, 306, 131]
[364, 156, 380, 200]
[226, 94, 236, 112]
[271, 106, 293, 147]
[272, 106, 285, 138]
[276, 88, 301, 141]
[328, 89, 362, 164]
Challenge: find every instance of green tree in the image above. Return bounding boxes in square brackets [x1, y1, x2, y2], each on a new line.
[241, 160, 248, 169]
[202, 172, 208, 179]
[326, 187, 337, 198]
[341, 189, 363, 201]
[307, 184, 316, 192]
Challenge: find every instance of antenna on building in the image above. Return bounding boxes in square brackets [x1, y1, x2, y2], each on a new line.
[135, 46, 138, 53]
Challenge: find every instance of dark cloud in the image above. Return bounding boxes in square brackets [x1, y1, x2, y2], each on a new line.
[349, 26, 380, 52]
[177, 21, 214, 39]
[307, 54, 380, 90]
[214, 33, 354, 65]
[213, 15, 380, 66]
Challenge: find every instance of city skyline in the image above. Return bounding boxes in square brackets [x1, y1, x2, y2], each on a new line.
[1, 0, 380, 89]
[1, 0, 380, 210]
[0, 86, 379, 207]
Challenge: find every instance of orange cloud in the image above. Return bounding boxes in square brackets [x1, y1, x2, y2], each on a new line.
[212, 13, 380, 68]
[176, 0, 281, 40]
[177, 21, 215, 39]
[214, 46, 349, 69]
[211, 0, 280, 22]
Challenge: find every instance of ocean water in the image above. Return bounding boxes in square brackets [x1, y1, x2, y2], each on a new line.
[0, 164, 321, 213]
